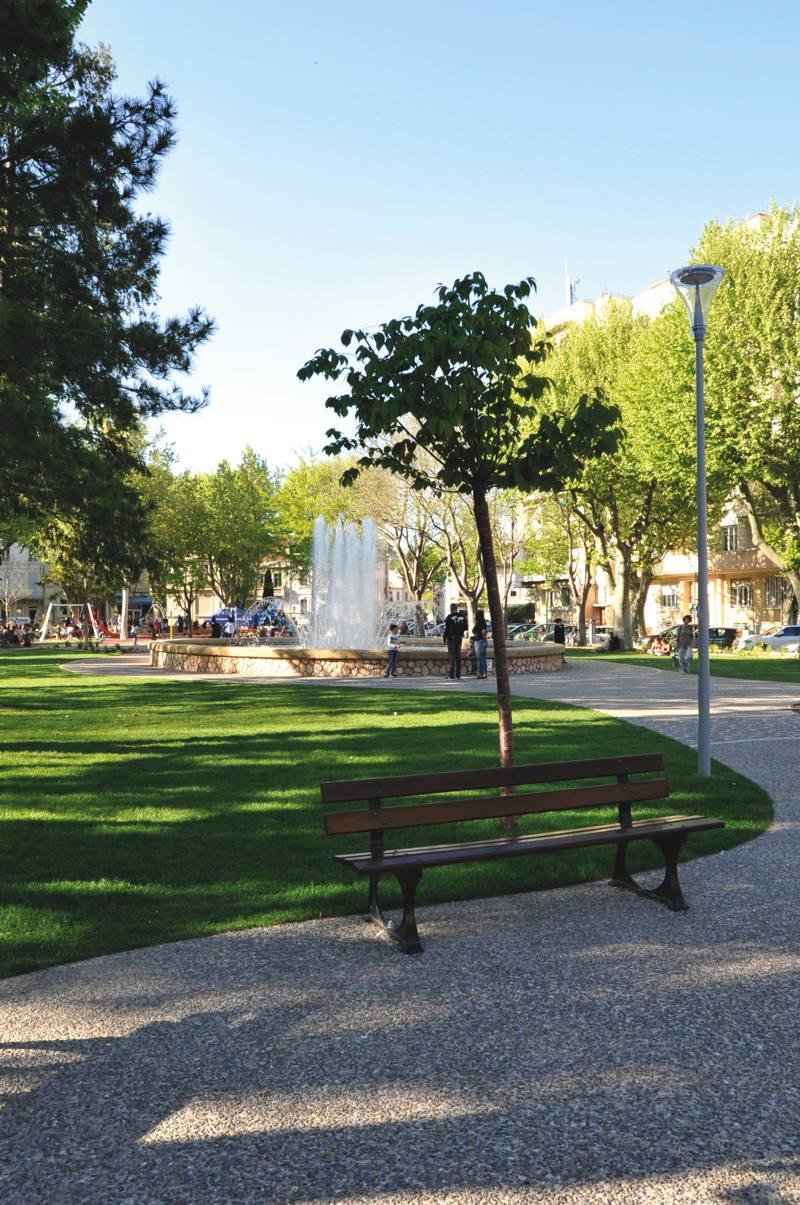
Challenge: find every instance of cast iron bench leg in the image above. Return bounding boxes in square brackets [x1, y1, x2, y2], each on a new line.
[366, 868, 424, 954]
[610, 832, 690, 912]
[649, 833, 689, 911]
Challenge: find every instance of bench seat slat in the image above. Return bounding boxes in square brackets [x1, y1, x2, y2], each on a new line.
[324, 778, 670, 835]
[335, 814, 724, 874]
[320, 753, 665, 804]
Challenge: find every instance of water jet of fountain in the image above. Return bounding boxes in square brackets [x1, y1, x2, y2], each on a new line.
[310, 517, 382, 648]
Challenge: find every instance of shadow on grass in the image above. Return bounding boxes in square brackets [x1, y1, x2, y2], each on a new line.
[0, 650, 774, 977]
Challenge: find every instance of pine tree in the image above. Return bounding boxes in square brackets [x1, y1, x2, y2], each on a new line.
[0, 0, 213, 522]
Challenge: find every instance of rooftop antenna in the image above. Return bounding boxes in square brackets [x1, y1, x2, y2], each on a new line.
[564, 259, 580, 306]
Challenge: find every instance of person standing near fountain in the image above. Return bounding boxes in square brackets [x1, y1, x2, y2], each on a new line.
[472, 609, 489, 679]
[443, 602, 468, 680]
[383, 624, 401, 677]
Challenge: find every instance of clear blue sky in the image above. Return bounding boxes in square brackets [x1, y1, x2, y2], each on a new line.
[78, 0, 800, 473]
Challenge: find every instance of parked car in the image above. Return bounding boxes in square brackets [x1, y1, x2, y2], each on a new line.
[512, 624, 543, 641]
[738, 625, 800, 652]
[514, 623, 576, 644]
[655, 624, 738, 650]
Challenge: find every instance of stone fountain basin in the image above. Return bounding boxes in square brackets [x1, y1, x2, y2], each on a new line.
[150, 639, 565, 678]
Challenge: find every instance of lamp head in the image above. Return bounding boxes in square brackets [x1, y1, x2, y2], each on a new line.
[670, 264, 724, 337]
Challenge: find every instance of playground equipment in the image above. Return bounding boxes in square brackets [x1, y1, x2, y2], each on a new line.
[38, 601, 107, 642]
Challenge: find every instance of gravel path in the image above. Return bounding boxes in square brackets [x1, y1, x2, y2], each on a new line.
[2, 659, 799, 1204]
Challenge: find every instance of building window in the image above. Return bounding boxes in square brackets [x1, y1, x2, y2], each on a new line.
[765, 576, 786, 608]
[722, 525, 739, 552]
[730, 580, 753, 608]
[661, 585, 679, 610]
[272, 569, 283, 589]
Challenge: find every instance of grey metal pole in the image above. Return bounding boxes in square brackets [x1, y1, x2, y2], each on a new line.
[694, 331, 712, 776]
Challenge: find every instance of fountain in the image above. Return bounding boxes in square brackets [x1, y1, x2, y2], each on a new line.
[310, 516, 382, 648]
[149, 515, 564, 677]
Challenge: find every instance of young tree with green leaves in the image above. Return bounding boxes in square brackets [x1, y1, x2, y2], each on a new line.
[200, 449, 280, 608]
[299, 272, 619, 768]
[138, 452, 209, 630]
[0, 0, 213, 527]
[518, 494, 595, 644]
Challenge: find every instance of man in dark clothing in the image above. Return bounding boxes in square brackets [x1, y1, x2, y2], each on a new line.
[552, 618, 566, 665]
[443, 602, 468, 679]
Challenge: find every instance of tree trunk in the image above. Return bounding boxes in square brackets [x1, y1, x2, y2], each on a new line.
[464, 594, 481, 631]
[414, 598, 426, 636]
[611, 555, 635, 649]
[577, 574, 591, 646]
[473, 486, 514, 770]
[632, 574, 652, 645]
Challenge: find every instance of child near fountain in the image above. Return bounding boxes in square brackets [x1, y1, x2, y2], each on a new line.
[383, 624, 401, 677]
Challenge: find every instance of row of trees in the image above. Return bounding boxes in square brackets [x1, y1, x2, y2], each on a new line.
[532, 204, 800, 646]
[298, 211, 800, 766]
[277, 457, 539, 633]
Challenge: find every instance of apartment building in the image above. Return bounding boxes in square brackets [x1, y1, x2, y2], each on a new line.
[0, 545, 61, 622]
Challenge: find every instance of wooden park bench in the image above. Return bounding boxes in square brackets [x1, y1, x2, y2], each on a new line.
[322, 753, 724, 954]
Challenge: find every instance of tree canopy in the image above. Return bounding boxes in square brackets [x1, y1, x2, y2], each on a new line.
[299, 271, 620, 767]
[0, 0, 213, 524]
[699, 205, 800, 606]
[544, 298, 699, 646]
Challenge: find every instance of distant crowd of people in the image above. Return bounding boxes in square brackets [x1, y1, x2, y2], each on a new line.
[2, 622, 36, 647]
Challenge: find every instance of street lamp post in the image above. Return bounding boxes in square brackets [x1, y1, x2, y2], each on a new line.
[670, 264, 724, 777]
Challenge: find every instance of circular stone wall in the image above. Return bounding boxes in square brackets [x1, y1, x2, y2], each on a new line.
[149, 639, 565, 678]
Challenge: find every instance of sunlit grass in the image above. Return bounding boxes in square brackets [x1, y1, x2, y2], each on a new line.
[567, 647, 800, 682]
[0, 648, 773, 977]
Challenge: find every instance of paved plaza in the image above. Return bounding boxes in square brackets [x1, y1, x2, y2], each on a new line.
[1, 659, 799, 1203]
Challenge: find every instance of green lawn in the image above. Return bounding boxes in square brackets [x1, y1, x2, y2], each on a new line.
[566, 646, 800, 683]
[0, 649, 773, 978]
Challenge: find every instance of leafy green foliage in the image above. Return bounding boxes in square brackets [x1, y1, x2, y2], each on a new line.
[274, 455, 362, 571]
[145, 447, 280, 610]
[698, 205, 800, 599]
[0, 2, 213, 525]
[299, 271, 622, 764]
[33, 432, 153, 605]
[299, 272, 620, 495]
[544, 299, 698, 645]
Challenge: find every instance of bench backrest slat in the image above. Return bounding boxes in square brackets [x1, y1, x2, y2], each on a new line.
[324, 778, 669, 835]
[320, 753, 664, 805]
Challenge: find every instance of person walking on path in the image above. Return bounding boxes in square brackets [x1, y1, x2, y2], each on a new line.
[443, 602, 468, 680]
[472, 610, 489, 679]
[383, 624, 401, 677]
[552, 618, 567, 665]
[676, 614, 695, 674]
[130, 623, 139, 649]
